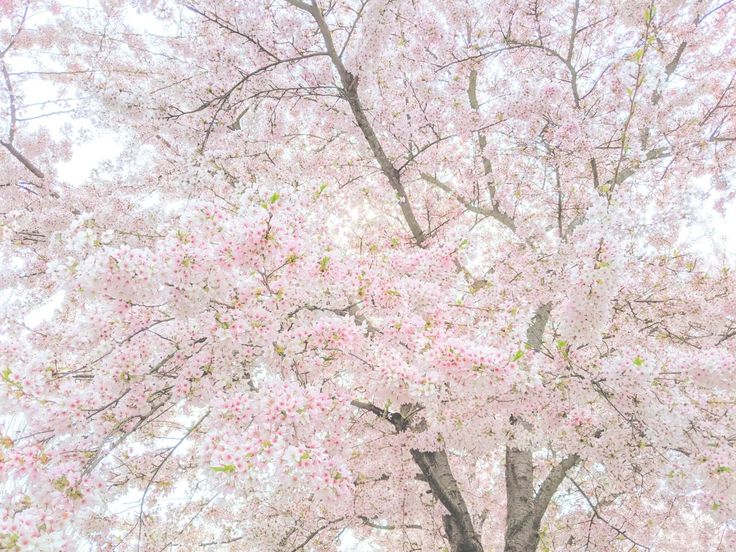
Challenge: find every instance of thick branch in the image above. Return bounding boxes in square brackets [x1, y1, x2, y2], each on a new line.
[606, 146, 670, 194]
[290, 0, 426, 244]
[503, 446, 535, 552]
[533, 454, 580, 521]
[504, 451, 580, 552]
[525, 302, 552, 351]
[420, 172, 516, 232]
[359, 516, 422, 531]
[0, 140, 45, 179]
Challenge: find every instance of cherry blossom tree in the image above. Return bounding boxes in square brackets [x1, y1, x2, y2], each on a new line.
[2, 0, 736, 550]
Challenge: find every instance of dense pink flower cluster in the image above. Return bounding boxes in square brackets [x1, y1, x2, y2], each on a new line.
[1, 0, 735, 550]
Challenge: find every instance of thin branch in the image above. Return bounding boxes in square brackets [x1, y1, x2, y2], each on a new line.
[568, 477, 651, 551]
[138, 411, 210, 551]
[287, 517, 345, 552]
[420, 172, 516, 232]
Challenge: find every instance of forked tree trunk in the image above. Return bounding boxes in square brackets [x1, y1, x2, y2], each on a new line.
[409, 300, 577, 552]
[406, 444, 579, 552]
[503, 448, 581, 552]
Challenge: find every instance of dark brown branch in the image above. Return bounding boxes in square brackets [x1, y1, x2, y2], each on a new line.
[568, 477, 650, 551]
[665, 41, 687, 78]
[289, 0, 426, 244]
[0, 140, 45, 179]
[504, 451, 580, 552]
[590, 158, 600, 189]
[504, 447, 535, 552]
[411, 449, 483, 552]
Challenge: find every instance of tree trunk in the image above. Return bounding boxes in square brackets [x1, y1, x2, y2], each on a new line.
[504, 448, 581, 552]
[504, 448, 540, 552]
[351, 300, 578, 552]
[410, 449, 484, 552]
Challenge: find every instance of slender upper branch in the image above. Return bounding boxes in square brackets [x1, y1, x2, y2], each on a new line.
[1, 60, 45, 179]
[288, 0, 426, 244]
[568, 476, 651, 551]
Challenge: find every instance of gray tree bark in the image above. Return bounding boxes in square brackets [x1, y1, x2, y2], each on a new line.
[411, 449, 484, 552]
[504, 449, 580, 552]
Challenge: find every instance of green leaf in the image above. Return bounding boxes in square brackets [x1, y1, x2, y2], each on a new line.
[66, 487, 84, 500]
[716, 466, 732, 474]
[633, 48, 644, 62]
[644, 6, 655, 23]
[215, 313, 230, 330]
[382, 400, 392, 417]
[633, 356, 644, 367]
[0, 533, 19, 548]
[211, 464, 236, 473]
[512, 350, 524, 361]
[268, 192, 280, 204]
[319, 256, 330, 273]
[53, 475, 70, 491]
